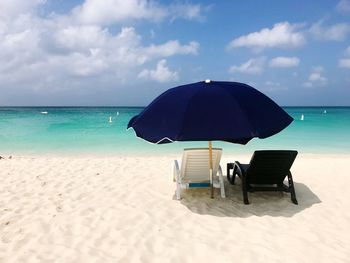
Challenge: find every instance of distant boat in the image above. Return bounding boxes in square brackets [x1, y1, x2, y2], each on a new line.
[109, 116, 112, 123]
[300, 114, 304, 121]
[41, 111, 48, 114]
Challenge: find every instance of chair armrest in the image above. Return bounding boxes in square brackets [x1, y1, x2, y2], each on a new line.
[218, 165, 223, 177]
[234, 161, 244, 178]
[173, 160, 180, 182]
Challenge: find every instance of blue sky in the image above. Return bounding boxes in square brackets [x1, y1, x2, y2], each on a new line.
[0, 0, 350, 106]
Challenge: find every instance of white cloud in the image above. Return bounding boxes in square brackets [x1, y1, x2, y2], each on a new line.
[72, 0, 166, 25]
[336, 0, 350, 14]
[71, 0, 204, 26]
[0, 1, 200, 96]
[312, 66, 324, 72]
[144, 40, 199, 57]
[345, 46, 350, 56]
[302, 82, 313, 88]
[227, 22, 305, 51]
[310, 20, 350, 41]
[339, 58, 350, 68]
[54, 25, 114, 51]
[229, 57, 266, 74]
[169, 3, 203, 21]
[265, 81, 287, 91]
[0, 0, 45, 19]
[338, 47, 350, 69]
[138, 59, 179, 82]
[269, 56, 300, 68]
[303, 67, 328, 87]
[309, 72, 327, 82]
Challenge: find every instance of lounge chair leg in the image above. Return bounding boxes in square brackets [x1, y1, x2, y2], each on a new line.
[226, 164, 230, 182]
[218, 166, 226, 198]
[220, 182, 226, 198]
[287, 172, 298, 205]
[231, 164, 237, 184]
[243, 192, 249, 205]
[176, 182, 181, 200]
[227, 163, 235, 185]
[242, 176, 249, 205]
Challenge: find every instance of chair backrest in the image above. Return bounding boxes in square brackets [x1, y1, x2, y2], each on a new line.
[180, 148, 222, 183]
[247, 150, 298, 184]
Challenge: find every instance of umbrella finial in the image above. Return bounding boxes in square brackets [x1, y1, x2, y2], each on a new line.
[205, 79, 211, 83]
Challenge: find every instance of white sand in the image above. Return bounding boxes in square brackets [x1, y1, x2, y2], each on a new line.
[1, 154, 350, 262]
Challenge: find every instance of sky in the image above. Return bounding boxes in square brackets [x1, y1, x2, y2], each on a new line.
[0, 0, 350, 106]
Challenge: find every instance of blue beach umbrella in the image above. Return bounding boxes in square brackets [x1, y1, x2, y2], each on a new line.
[128, 80, 293, 197]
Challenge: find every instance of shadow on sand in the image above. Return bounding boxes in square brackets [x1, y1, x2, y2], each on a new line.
[177, 179, 321, 218]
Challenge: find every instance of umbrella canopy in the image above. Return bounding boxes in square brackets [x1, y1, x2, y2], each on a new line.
[128, 80, 293, 144]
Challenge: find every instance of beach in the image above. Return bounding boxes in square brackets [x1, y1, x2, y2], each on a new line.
[2, 0, 350, 261]
[1, 154, 350, 262]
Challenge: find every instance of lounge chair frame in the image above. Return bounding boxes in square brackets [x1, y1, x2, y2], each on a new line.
[227, 150, 298, 205]
[173, 148, 225, 200]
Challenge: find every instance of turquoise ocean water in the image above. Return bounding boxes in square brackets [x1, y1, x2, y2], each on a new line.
[0, 107, 349, 155]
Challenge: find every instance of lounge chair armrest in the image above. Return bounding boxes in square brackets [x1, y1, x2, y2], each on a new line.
[173, 160, 180, 182]
[218, 165, 223, 176]
[233, 161, 244, 177]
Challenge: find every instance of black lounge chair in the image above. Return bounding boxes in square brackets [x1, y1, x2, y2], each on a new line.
[227, 150, 298, 205]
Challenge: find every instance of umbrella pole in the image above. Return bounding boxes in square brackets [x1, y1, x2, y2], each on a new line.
[209, 141, 214, 198]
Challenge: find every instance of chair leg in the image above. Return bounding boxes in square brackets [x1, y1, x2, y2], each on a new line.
[241, 176, 249, 205]
[176, 182, 181, 200]
[231, 164, 237, 184]
[227, 163, 235, 185]
[287, 172, 298, 205]
[218, 166, 226, 198]
[220, 175, 226, 198]
[226, 164, 230, 182]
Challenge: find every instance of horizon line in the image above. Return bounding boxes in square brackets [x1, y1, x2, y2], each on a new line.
[1, 105, 350, 108]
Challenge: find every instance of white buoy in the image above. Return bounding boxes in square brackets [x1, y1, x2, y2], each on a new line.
[109, 116, 112, 123]
[300, 114, 304, 121]
[117, 111, 119, 116]
[41, 111, 48, 114]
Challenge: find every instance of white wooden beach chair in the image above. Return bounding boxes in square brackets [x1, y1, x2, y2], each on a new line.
[173, 148, 226, 200]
